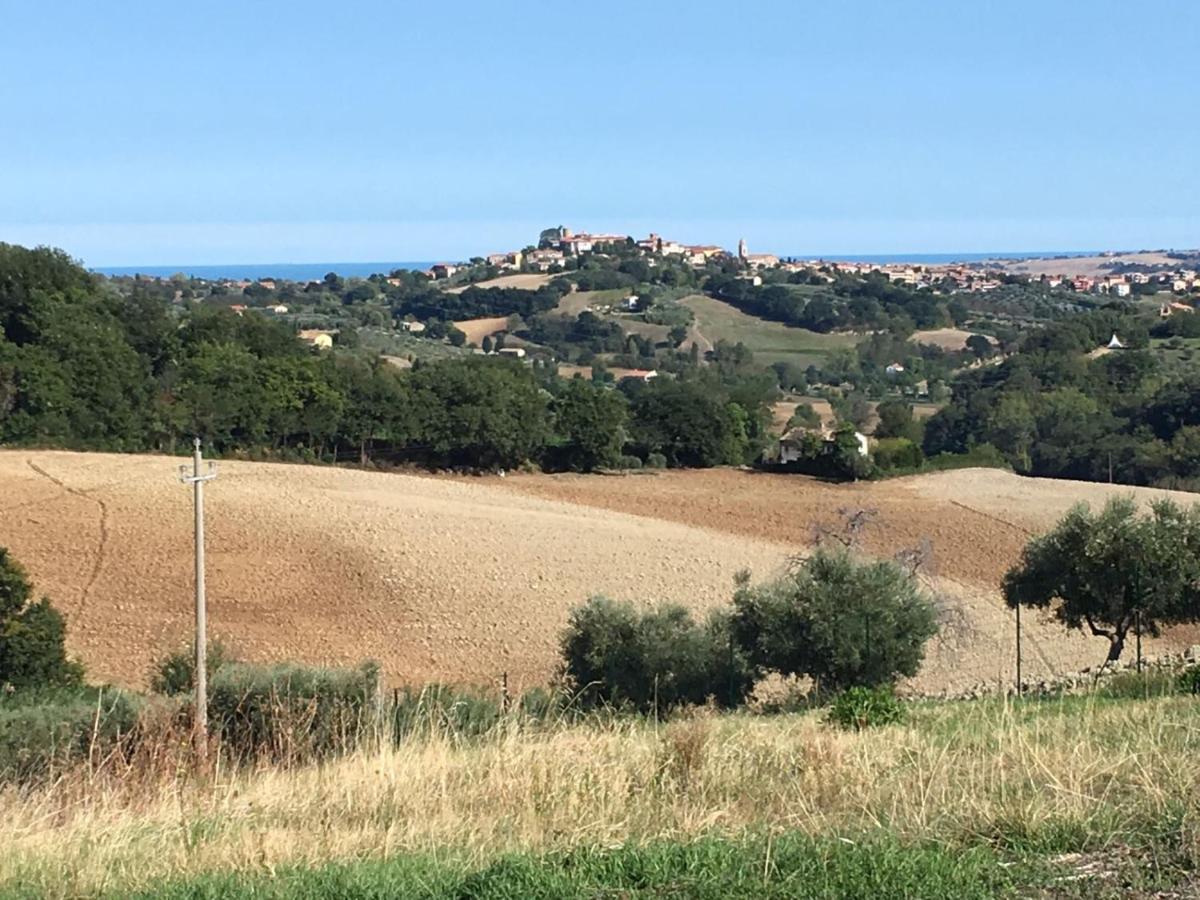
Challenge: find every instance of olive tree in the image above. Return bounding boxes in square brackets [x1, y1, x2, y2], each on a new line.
[731, 549, 939, 691]
[1003, 497, 1200, 667]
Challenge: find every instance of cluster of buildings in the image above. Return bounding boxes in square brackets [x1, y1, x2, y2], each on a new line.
[438, 228, 776, 277]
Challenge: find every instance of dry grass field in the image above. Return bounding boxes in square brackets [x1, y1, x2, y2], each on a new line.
[8, 696, 1200, 895]
[913, 327, 992, 351]
[450, 315, 509, 345]
[443, 273, 555, 294]
[2, 451, 1198, 697]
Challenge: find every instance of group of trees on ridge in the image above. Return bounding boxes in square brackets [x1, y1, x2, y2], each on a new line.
[922, 310, 1200, 490]
[0, 244, 770, 472]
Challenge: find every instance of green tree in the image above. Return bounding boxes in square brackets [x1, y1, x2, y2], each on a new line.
[786, 403, 822, 430]
[732, 550, 938, 691]
[874, 399, 921, 441]
[0, 547, 83, 688]
[831, 391, 871, 429]
[561, 597, 753, 714]
[1003, 497, 1200, 666]
[551, 378, 629, 471]
[411, 358, 550, 469]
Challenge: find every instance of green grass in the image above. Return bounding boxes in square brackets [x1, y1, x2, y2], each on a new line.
[104, 833, 1040, 900]
[682, 294, 858, 366]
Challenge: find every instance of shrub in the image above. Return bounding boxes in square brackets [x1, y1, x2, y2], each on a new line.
[616, 454, 643, 470]
[0, 687, 142, 782]
[827, 685, 905, 731]
[732, 549, 938, 692]
[1177, 666, 1200, 696]
[561, 597, 754, 715]
[0, 547, 84, 689]
[149, 639, 235, 695]
[207, 661, 381, 762]
[391, 684, 503, 740]
[872, 437, 924, 471]
[645, 452, 668, 469]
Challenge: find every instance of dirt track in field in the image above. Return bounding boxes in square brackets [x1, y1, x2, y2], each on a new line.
[2, 452, 1197, 694]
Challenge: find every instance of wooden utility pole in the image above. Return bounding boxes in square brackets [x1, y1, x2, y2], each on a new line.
[179, 438, 217, 760]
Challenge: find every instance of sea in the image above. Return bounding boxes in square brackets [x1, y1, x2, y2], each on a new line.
[93, 262, 437, 281]
[92, 251, 1103, 281]
[790, 251, 1101, 264]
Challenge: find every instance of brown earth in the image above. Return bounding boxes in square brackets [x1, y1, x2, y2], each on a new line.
[444, 273, 555, 294]
[452, 316, 510, 345]
[2, 452, 1197, 696]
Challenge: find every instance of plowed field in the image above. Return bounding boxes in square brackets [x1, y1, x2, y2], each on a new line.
[2, 452, 1196, 694]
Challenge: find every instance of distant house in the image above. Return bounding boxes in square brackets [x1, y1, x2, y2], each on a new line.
[298, 329, 336, 349]
[497, 346, 526, 359]
[431, 263, 459, 279]
[258, 279, 277, 291]
[401, 320, 426, 333]
[486, 251, 523, 270]
[778, 426, 869, 464]
[885, 362, 906, 376]
[615, 368, 657, 383]
[526, 249, 565, 271]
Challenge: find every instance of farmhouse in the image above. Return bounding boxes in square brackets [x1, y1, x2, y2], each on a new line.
[777, 426, 869, 464]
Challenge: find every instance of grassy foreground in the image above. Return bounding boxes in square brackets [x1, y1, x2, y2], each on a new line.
[4, 694, 1200, 897]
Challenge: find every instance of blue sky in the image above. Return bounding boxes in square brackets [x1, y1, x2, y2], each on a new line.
[2, 0, 1197, 265]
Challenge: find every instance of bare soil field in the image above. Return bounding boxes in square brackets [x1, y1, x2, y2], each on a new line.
[444, 273, 555, 294]
[913, 327, 991, 351]
[2, 452, 1197, 696]
[452, 316, 509, 345]
[0, 452, 786, 692]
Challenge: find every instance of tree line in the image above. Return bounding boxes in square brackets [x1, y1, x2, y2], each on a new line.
[923, 309, 1200, 490]
[0, 244, 770, 472]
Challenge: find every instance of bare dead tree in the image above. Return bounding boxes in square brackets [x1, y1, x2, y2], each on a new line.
[810, 506, 879, 550]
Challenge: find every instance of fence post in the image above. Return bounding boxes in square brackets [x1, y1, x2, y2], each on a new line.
[1015, 602, 1023, 696]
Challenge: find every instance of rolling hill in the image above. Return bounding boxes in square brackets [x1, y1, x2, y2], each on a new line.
[1, 451, 1196, 695]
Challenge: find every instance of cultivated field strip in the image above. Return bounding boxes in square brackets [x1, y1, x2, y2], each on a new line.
[1, 452, 1197, 694]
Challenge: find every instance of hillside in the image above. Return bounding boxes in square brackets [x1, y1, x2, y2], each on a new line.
[2, 451, 1197, 694]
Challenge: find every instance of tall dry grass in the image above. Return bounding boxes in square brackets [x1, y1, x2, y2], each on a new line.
[4, 695, 1200, 896]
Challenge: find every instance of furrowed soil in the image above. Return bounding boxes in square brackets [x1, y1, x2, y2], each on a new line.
[1, 451, 1197, 694]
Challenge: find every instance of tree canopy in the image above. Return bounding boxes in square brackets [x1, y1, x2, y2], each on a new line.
[1003, 497, 1200, 666]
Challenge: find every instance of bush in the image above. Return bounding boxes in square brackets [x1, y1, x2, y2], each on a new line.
[1177, 666, 1200, 696]
[207, 661, 381, 761]
[827, 685, 905, 731]
[150, 639, 235, 695]
[872, 437, 924, 471]
[616, 454, 643, 470]
[0, 687, 142, 782]
[391, 684, 503, 740]
[732, 549, 938, 692]
[0, 547, 84, 689]
[561, 597, 754, 715]
[645, 452, 668, 469]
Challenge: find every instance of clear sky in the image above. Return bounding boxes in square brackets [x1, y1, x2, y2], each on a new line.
[2, 0, 1197, 265]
